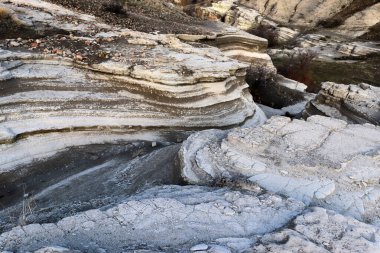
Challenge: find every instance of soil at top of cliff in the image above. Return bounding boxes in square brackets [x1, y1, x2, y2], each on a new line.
[44, 0, 218, 34]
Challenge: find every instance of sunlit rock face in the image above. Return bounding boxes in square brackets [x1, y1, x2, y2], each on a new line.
[178, 0, 380, 39]
[170, 1, 278, 69]
[241, 0, 380, 38]
[174, 0, 300, 44]
[305, 82, 380, 125]
[179, 115, 380, 225]
[212, 30, 275, 69]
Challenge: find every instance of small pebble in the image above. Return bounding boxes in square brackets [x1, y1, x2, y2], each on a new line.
[190, 244, 209, 251]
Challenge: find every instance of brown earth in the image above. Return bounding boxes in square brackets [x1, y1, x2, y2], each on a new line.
[44, 0, 218, 34]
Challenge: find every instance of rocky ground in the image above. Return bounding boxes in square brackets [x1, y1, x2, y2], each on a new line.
[0, 0, 379, 252]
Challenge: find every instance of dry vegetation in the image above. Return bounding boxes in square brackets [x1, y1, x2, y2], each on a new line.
[247, 24, 279, 48]
[0, 7, 11, 19]
[45, 0, 215, 34]
[276, 51, 318, 92]
[246, 65, 305, 108]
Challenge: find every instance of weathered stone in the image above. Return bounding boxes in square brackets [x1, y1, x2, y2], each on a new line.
[305, 82, 380, 125]
[0, 185, 305, 252]
[179, 116, 380, 225]
[251, 207, 380, 253]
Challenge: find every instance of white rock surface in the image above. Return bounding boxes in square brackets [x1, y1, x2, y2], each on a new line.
[179, 115, 380, 225]
[181, 0, 380, 39]
[252, 207, 380, 253]
[34, 246, 81, 253]
[335, 3, 380, 37]
[181, 0, 299, 44]
[25, 207, 380, 253]
[0, 185, 305, 252]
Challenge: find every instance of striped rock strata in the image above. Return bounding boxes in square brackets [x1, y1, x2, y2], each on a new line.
[0, 0, 266, 231]
[0, 1, 264, 149]
[179, 0, 299, 43]
[175, 0, 380, 39]
[240, 0, 380, 38]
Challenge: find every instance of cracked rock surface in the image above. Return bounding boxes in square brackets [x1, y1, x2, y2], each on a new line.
[180, 115, 380, 225]
[0, 185, 305, 252]
[250, 207, 380, 253]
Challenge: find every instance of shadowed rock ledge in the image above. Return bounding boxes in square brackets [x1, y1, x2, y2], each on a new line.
[304, 82, 380, 125]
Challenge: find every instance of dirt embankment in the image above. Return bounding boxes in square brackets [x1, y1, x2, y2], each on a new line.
[44, 0, 217, 34]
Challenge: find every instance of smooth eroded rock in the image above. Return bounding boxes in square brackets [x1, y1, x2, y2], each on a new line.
[0, 185, 305, 252]
[179, 115, 380, 225]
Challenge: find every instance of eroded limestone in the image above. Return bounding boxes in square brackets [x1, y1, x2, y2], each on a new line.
[179, 115, 380, 225]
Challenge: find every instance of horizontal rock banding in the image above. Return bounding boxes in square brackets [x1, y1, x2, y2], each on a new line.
[0, 0, 264, 147]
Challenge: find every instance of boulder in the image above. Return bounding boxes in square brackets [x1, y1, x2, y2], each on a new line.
[305, 82, 380, 125]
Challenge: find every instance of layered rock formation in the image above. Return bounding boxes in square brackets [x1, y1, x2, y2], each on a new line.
[175, 0, 380, 40]
[1, 1, 380, 253]
[0, 1, 266, 144]
[180, 115, 380, 225]
[305, 82, 380, 125]
[0, 0, 267, 235]
[174, 0, 300, 43]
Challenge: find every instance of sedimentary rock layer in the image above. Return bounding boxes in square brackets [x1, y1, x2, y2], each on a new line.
[0, 0, 270, 235]
[177, 0, 380, 39]
[305, 82, 380, 125]
[184, 0, 299, 42]
[0, 140, 184, 232]
[179, 115, 380, 225]
[0, 0, 265, 146]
